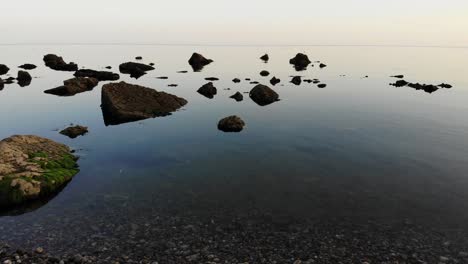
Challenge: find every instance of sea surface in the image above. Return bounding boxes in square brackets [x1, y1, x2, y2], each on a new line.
[1, 45, 468, 260]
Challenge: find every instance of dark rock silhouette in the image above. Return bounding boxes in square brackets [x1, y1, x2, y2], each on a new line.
[74, 69, 119, 81]
[232, 78, 241, 83]
[230, 92, 243, 102]
[289, 53, 311, 71]
[101, 82, 187, 126]
[218, 115, 245, 132]
[60, 125, 88, 139]
[291, 76, 302, 85]
[249, 84, 279, 106]
[197, 82, 217, 99]
[188, 53, 213, 72]
[260, 70, 270, 77]
[43, 54, 78, 71]
[119, 62, 154, 79]
[44, 77, 99, 96]
[18, 64, 37, 70]
[17, 71, 32, 87]
[0, 64, 10, 75]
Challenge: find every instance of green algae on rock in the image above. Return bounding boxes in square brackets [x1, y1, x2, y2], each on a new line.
[0, 135, 79, 209]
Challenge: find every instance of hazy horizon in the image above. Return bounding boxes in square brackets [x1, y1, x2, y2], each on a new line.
[2, 0, 468, 46]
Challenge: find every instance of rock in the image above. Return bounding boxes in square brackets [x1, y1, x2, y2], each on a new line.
[188, 53, 213, 71]
[230, 92, 243, 102]
[291, 76, 302, 85]
[260, 54, 269, 62]
[59, 126, 88, 139]
[18, 64, 37, 70]
[232, 78, 241, 83]
[260, 70, 270, 77]
[317, 83, 327, 88]
[44, 77, 99, 96]
[270, 77, 281, 86]
[0, 135, 79, 208]
[101, 82, 187, 126]
[197, 82, 217, 99]
[17, 71, 32, 87]
[217, 115, 245, 132]
[135, 56, 143, 60]
[119, 62, 154, 79]
[0, 64, 10, 75]
[391, 75, 404, 78]
[205, 77, 219, 81]
[249, 84, 279, 106]
[74, 69, 119, 81]
[289, 53, 311, 71]
[319, 63, 327, 68]
[439, 83, 452, 89]
[43, 54, 78, 71]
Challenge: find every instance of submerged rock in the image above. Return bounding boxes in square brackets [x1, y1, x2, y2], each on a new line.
[232, 78, 241, 83]
[60, 125, 88, 139]
[218, 115, 245, 132]
[289, 53, 311, 71]
[101, 82, 187, 126]
[260, 70, 270, 77]
[74, 69, 119, 81]
[291, 76, 302, 85]
[249, 84, 279, 106]
[17, 71, 32, 87]
[43, 54, 78, 71]
[0, 135, 79, 209]
[260, 54, 269, 62]
[188, 53, 213, 72]
[44, 77, 99, 96]
[230, 92, 243, 102]
[270, 77, 281, 86]
[0, 64, 10, 75]
[197, 82, 217, 99]
[119, 62, 154, 79]
[18, 64, 37, 70]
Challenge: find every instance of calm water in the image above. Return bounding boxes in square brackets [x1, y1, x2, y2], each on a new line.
[1, 45, 468, 255]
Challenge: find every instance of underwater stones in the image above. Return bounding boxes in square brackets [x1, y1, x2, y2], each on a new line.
[260, 54, 269, 62]
[0, 135, 79, 208]
[270, 76, 281, 86]
[43, 54, 78, 71]
[44, 77, 99, 96]
[249, 84, 279, 106]
[18, 64, 37, 70]
[188, 53, 213, 72]
[232, 78, 241, 83]
[217, 115, 245, 132]
[17, 71, 32, 87]
[119, 62, 154, 79]
[230, 92, 243, 102]
[60, 125, 88, 139]
[289, 53, 311, 71]
[101, 81, 187, 126]
[0, 64, 10, 75]
[291, 76, 302, 85]
[197, 82, 217, 99]
[74, 69, 120, 81]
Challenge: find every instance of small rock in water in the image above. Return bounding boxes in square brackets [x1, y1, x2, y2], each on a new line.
[270, 76, 281, 86]
[249, 84, 279, 106]
[232, 78, 241, 83]
[291, 76, 302, 85]
[197, 82, 217, 99]
[260, 54, 269, 62]
[230, 92, 243, 102]
[260, 70, 270, 77]
[60, 125, 88, 139]
[218, 115, 245, 132]
[18, 64, 37, 70]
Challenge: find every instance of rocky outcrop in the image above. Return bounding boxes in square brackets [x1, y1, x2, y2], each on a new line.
[119, 62, 154, 79]
[197, 82, 217, 99]
[0, 64, 9, 75]
[188, 53, 213, 72]
[17, 71, 32, 87]
[74, 69, 120, 81]
[260, 54, 269, 62]
[0, 135, 79, 209]
[18, 64, 37, 70]
[289, 53, 311, 71]
[249, 84, 279, 106]
[101, 82, 187, 126]
[44, 77, 99, 96]
[270, 77, 281, 86]
[43, 54, 78, 71]
[60, 126, 88, 138]
[217, 116, 245, 132]
[230, 92, 243, 102]
[260, 70, 270, 77]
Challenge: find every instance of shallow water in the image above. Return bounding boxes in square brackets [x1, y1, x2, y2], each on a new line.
[1, 45, 468, 259]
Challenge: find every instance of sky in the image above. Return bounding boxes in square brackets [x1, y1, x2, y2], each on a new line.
[1, 0, 467, 46]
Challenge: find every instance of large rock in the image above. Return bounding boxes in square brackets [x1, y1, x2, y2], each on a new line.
[43, 54, 78, 71]
[0, 135, 79, 209]
[119, 62, 154, 79]
[74, 69, 119, 81]
[101, 82, 187, 125]
[289, 53, 311, 71]
[197, 82, 217, 99]
[0, 64, 9, 75]
[249, 84, 279, 106]
[218, 115, 245, 132]
[60, 125, 88, 138]
[18, 64, 37, 70]
[17, 71, 32, 87]
[44, 77, 99, 96]
[188, 53, 213, 72]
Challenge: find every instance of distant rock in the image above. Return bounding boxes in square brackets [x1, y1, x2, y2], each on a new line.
[119, 62, 154, 79]
[218, 115, 245, 132]
[289, 53, 311, 71]
[317, 83, 327, 88]
[391, 75, 404, 79]
[291, 76, 302, 85]
[101, 82, 187, 126]
[260, 54, 269, 62]
[188, 53, 213, 72]
[260, 70, 270, 77]
[0, 64, 10, 75]
[74, 69, 119, 81]
[60, 125, 88, 138]
[18, 64, 37, 70]
[319, 63, 327, 68]
[230, 92, 243, 102]
[232, 78, 241, 83]
[44, 77, 99, 96]
[17, 71, 32, 87]
[197, 82, 217, 99]
[135, 56, 143, 60]
[249, 84, 279, 106]
[205, 77, 219, 81]
[270, 77, 281, 86]
[43, 54, 78, 71]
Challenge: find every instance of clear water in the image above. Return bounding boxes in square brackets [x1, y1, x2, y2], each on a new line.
[1, 45, 468, 255]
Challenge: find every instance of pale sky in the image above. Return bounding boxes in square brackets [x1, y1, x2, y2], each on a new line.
[1, 0, 467, 46]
